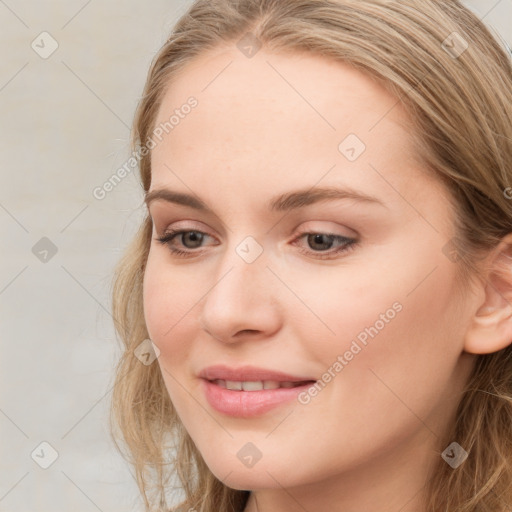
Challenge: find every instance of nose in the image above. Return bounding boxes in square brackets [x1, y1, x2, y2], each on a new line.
[199, 245, 282, 344]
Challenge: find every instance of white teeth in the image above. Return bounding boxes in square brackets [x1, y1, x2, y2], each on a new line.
[225, 380, 243, 390]
[242, 381, 264, 391]
[213, 379, 301, 391]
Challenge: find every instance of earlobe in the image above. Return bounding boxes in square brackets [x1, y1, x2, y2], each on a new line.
[463, 234, 512, 355]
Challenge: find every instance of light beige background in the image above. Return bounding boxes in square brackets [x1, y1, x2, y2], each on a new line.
[1, 1, 510, 510]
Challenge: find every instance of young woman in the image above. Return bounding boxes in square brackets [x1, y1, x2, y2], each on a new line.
[109, 1, 512, 511]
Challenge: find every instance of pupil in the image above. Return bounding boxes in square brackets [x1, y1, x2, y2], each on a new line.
[308, 234, 333, 251]
[184, 232, 203, 248]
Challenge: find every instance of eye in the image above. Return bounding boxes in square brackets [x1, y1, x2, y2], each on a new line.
[292, 231, 358, 260]
[156, 228, 216, 257]
[155, 228, 358, 260]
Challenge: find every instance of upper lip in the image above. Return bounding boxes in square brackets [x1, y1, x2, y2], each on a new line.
[199, 365, 317, 382]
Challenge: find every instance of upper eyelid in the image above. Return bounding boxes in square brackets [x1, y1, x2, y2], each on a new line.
[154, 216, 357, 234]
[159, 224, 353, 236]
[148, 204, 229, 236]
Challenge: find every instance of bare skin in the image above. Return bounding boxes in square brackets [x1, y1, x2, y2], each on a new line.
[142, 45, 512, 512]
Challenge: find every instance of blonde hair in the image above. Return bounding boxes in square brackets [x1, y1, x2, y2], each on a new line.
[109, 1, 512, 511]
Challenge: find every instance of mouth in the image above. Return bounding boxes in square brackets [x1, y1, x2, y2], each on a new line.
[199, 366, 318, 417]
[208, 379, 316, 391]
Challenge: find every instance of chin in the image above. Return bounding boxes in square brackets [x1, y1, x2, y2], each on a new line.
[205, 460, 290, 491]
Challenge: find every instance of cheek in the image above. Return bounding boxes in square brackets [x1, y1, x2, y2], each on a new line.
[331, 258, 464, 418]
[142, 255, 204, 424]
[294, 238, 465, 405]
[142, 251, 196, 364]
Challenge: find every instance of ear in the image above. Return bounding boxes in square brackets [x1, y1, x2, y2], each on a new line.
[464, 233, 512, 355]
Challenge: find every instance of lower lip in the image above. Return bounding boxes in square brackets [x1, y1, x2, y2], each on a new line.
[201, 379, 315, 418]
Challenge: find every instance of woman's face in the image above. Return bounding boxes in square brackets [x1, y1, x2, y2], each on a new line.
[143, 46, 478, 498]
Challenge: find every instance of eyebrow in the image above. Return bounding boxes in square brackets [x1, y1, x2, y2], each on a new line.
[144, 185, 386, 213]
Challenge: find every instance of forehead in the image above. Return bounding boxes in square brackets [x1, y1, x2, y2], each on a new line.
[150, 45, 423, 195]
[155, 45, 412, 127]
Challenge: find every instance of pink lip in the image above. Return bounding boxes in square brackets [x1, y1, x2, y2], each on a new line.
[198, 364, 316, 382]
[199, 365, 317, 418]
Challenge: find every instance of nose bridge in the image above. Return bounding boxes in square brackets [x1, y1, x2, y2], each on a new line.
[214, 233, 268, 294]
[205, 236, 268, 313]
[199, 235, 280, 341]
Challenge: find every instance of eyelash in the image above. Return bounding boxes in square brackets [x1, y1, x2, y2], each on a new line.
[155, 228, 358, 260]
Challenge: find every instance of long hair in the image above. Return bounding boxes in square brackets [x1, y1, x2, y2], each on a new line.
[109, 1, 512, 510]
